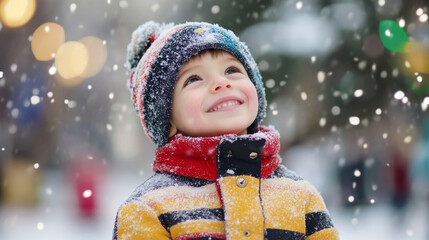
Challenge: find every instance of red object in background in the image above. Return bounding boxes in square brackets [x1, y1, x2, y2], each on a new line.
[69, 155, 104, 218]
[391, 150, 411, 209]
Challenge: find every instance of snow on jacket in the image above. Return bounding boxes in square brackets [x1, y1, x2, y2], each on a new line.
[113, 126, 339, 240]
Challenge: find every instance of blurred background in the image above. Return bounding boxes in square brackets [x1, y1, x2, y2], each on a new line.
[0, 0, 428, 239]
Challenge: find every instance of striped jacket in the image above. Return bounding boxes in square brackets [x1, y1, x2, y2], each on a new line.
[113, 126, 339, 239]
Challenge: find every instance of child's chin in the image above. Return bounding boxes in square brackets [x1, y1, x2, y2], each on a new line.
[208, 127, 248, 137]
[180, 125, 249, 137]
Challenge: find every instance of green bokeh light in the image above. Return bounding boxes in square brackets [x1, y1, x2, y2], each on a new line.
[405, 76, 429, 96]
[379, 20, 409, 52]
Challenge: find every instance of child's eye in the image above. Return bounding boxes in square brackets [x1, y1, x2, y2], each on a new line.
[184, 75, 201, 87]
[225, 66, 241, 75]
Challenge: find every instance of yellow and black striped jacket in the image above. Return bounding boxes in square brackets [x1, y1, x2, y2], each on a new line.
[113, 127, 339, 240]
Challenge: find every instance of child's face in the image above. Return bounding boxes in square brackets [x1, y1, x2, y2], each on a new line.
[169, 51, 259, 137]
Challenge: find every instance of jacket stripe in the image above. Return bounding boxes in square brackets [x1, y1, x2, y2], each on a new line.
[170, 220, 225, 239]
[145, 191, 220, 214]
[186, 238, 224, 240]
[112, 214, 118, 240]
[175, 232, 226, 240]
[159, 208, 224, 230]
[267, 165, 303, 181]
[127, 172, 213, 201]
[306, 228, 339, 240]
[265, 229, 305, 240]
[305, 211, 334, 236]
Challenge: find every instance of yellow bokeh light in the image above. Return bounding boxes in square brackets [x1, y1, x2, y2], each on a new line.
[31, 22, 65, 61]
[0, 0, 36, 28]
[403, 42, 429, 74]
[79, 36, 107, 78]
[54, 73, 85, 87]
[55, 41, 88, 80]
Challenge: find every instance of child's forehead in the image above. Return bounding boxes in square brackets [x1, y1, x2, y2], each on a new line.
[183, 50, 239, 67]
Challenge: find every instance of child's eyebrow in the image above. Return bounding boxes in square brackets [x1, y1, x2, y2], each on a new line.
[225, 56, 241, 63]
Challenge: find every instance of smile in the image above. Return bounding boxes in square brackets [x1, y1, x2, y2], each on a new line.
[207, 100, 242, 112]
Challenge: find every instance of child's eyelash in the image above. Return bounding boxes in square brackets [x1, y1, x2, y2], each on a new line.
[184, 74, 201, 87]
[183, 66, 242, 87]
[225, 66, 241, 74]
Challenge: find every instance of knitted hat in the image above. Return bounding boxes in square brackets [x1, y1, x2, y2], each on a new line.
[126, 21, 266, 148]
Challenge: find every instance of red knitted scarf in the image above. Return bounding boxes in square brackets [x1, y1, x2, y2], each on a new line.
[153, 126, 281, 180]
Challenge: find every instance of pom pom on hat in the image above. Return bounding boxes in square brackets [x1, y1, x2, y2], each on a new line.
[126, 21, 267, 148]
[126, 21, 173, 71]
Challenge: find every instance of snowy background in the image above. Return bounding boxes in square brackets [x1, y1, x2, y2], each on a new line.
[1, 0, 429, 239]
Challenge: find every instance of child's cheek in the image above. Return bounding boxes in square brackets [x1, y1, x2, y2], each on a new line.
[182, 94, 204, 125]
[243, 83, 259, 109]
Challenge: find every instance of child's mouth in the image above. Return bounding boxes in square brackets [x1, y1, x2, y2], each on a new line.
[207, 98, 243, 113]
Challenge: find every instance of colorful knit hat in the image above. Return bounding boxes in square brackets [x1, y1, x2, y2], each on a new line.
[126, 21, 266, 148]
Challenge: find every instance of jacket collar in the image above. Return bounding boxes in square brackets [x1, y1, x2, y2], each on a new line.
[153, 126, 281, 181]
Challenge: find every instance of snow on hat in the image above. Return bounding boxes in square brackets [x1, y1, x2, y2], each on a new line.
[126, 21, 266, 148]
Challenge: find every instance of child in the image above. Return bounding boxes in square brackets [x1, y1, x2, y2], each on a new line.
[113, 21, 339, 240]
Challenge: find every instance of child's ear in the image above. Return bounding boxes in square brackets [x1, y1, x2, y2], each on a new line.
[169, 120, 178, 138]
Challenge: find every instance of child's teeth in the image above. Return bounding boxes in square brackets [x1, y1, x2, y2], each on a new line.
[211, 100, 239, 112]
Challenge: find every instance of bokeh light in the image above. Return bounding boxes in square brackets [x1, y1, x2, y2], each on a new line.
[79, 36, 107, 78]
[0, 0, 36, 28]
[374, 0, 402, 17]
[55, 41, 88, 82]
[404, 75, 429, 96]
[54, 73, 84, 87]
[362, 34, 385, 58]
[31, 22, 65, 61]
[403, 42, 429, 74]
[379, 20, 409, 52]
[331, 2, 366, 31]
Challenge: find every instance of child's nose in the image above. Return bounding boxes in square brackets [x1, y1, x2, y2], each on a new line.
[211, 76, 231, 92]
